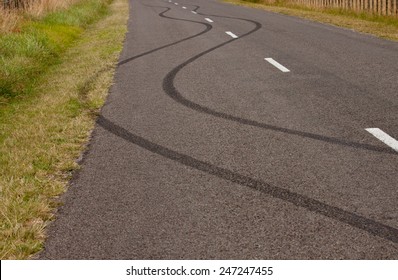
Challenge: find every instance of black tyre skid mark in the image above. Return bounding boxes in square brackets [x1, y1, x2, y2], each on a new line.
[124, 2, 394, 155]
[98, 115, 398, 244]
[118, 6, 212, 66]
[99, 3, 398, 244]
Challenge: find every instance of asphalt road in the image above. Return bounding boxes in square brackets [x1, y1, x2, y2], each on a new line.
[40, 0, 398, 259]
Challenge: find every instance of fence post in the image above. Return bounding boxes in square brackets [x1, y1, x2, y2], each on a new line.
[387, 0, 391, 15]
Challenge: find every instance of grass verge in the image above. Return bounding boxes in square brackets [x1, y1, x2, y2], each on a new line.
[224, 0, 398, 41]
[0, 0, 110, 102]
[0, 1, 81, 33]
[0, 0, 128, 259]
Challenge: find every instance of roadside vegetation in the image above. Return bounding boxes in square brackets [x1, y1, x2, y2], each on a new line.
[225, 0, 398, 41]
[0, 0, 108, 101]
[0, 0, 81, 33]
[0, 0, 128, 259]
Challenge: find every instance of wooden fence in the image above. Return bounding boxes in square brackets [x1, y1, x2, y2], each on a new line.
[290, 0, 398, 16]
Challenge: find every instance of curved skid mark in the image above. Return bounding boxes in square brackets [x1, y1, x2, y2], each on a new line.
[130, 3, 394, 154]
[118, 5, 212, 66]
[98, 116, 398, 244]
[158, 8, 395, 154]
[164, 69, 394, 154]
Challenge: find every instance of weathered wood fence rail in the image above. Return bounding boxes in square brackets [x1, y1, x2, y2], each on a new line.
[288, 0, 397, 16]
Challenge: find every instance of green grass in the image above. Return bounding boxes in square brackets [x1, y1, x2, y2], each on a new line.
[225, 0, 398, 41]
[0, 0, 110, 103]
[0, 0, 128, 259]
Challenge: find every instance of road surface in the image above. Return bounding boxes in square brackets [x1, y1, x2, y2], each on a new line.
[40, 0, 398, 259]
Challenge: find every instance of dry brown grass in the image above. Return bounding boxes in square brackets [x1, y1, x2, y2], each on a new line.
[0, 0, 81, 32]
[25, 0, 80, 16]
[0, 0, 128, 259]
[0, 6, 20, 32]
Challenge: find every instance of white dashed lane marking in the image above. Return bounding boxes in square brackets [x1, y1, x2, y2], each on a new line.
[264, 58, 290, 73]
[225, 31, 238, 39]
[366, 128, 398, 152]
